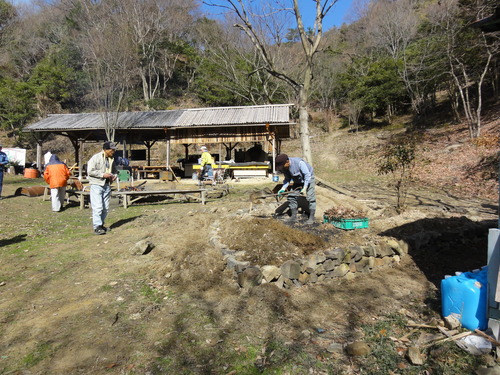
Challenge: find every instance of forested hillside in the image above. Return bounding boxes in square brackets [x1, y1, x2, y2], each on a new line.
[0, 0, 498, 150]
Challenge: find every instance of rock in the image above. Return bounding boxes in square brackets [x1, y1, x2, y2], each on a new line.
[444, 315, 461, 330]
[323, 259, 336, 272]
[281, 260, 301, 280]
[314, 264, 326, 276]
[386, 238, 406, 256]
[350, 246, 363, 262]
[399, 240, 409, 254]
[274, 275, 285, 289]
[261, 265, 281, 282]
[325, 248, 345, 261]
[407, 346, 425, 365]
[345, 342, 371, 356]
[298, 272, 310, 284]
[362, 245, 376, 257]
[129, 240, 154, 255]
[367, 256, 375, 269]
[445, 144, 463, 153]
[283, 277, 294, 288]
[209, 236, 222, 247]
[327, 342, 344, 354]
[476, 366, 500, 375]
[377, 242, 394, 257]
[344, 272, 356, 281]
[237, 267, 262, 288]
[309, 273, 318, 283]
[225, 257, 251, 272]
[306, 253, 326, 269]
[331, 264, 349, 277]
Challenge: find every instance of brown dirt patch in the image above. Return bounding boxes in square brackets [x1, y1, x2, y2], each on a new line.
[218, 217, 340, 265]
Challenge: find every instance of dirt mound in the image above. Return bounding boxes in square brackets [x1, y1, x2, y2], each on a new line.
[218, 217, 339, 265]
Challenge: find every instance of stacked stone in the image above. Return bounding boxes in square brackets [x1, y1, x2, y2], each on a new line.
[210, 221, 409, 289]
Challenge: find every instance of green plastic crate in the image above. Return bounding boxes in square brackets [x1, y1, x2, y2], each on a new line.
[323, 215, 369, 230]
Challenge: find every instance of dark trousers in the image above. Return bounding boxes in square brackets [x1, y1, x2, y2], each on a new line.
[0, 169, 3, 196]
[287, 176, 316, 212]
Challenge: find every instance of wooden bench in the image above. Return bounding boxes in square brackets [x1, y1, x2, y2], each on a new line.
[113, 189, 206, 208]
[45, 185, 206, 209]
[70, 190, 91, 209]
[43, 186, 90, 209]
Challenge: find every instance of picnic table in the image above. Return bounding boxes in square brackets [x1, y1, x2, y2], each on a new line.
[113, 189, 206, 209]
[45, 178, 205, 209]
[66, 188, 206, 209]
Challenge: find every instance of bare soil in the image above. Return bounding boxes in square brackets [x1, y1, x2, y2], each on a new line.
[0, 119, 498, 374]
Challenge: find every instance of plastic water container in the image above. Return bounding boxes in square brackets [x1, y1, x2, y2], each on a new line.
[441, 267, 488, 331]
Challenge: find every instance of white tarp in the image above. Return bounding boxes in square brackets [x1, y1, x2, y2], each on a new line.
[3, 148, 26, 167]
[44, 151, 52, 165]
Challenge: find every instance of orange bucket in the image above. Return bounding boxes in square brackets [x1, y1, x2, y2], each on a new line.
[24, 168, 39, 178]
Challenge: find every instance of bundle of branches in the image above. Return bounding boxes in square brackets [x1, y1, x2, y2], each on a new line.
[324, 206, 367, 220]
[120, 184, 146, 192]
[119, 181, 147, 192]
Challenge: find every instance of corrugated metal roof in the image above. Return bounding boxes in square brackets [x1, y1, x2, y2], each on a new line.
[175, 104, 292, 127]
[24, 104, 293, 131]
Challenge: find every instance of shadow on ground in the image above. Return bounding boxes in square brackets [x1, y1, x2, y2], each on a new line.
[380, 216, 496, 287]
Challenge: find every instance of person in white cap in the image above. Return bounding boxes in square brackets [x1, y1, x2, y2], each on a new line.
[199, 145, 216, 183]
[87, 141, 118, 235]
[0, 144, 9, 199]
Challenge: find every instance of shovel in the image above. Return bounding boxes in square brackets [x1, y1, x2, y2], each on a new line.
[249, 188, 301, 203]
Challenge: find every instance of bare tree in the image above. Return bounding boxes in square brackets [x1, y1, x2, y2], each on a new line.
[204, 0, 340, 164]
[76, 0, 138, 141]
[345, 99, 363, 133]
[428, 0, 499, 138]
[365, 0, 436, 115]
[120, 0, 197, 104]
[195, 17, 289, 104]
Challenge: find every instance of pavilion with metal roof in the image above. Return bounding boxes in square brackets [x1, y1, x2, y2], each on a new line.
[24, 104, 294, 177]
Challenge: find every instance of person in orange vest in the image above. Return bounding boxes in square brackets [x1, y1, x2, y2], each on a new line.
[43, 154, 71, 212]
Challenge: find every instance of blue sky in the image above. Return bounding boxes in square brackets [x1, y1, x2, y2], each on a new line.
[9, 0, 354, 31]
[201, 0, 355, 32]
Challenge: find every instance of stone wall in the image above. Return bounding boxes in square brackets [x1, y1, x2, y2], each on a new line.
[210, 220, 409, 289]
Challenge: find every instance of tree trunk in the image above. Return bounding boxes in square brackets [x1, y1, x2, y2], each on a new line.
[299, 66, 312, 164]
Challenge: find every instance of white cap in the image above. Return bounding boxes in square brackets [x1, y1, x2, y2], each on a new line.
[200, 146, 207, 151]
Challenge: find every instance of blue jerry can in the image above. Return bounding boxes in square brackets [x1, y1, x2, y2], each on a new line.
[441, 267, 488, 331]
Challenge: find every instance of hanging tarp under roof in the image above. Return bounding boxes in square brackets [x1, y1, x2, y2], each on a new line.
[24, 104, 294, 144]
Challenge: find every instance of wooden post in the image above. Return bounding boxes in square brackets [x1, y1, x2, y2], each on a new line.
[166, 132, 171, 170]
[78, 140, 84, 180]
[272, 136, 276, 175]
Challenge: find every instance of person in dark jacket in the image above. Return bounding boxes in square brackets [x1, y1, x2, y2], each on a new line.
[0, 144, 8, 200]
[43, 154, 70, 212]
[275, 153, 316, 224]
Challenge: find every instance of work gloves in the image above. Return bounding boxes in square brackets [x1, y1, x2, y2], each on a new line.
[300, 186, 307, 196]
[277, 189, 286, 197]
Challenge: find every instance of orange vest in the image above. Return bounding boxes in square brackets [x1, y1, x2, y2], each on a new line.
[44, 163, 70, 188]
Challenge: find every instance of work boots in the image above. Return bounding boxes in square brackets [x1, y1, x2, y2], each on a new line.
[306, 209, 316, 224]
[285, 208, 298, 222]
